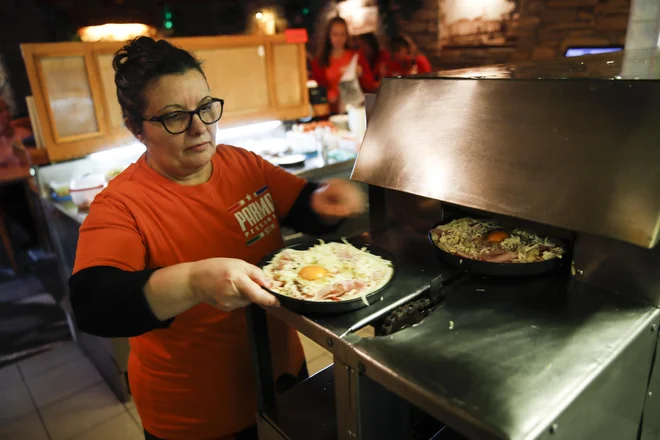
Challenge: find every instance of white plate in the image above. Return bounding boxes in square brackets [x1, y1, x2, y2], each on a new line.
[284, 132, 320, 154]
[270, 154, 307, 167]
[329, 114, 349, 130]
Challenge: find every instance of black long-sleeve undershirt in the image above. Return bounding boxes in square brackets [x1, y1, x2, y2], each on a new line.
[69, 267, 167, 338]
[69, 182, 343, 338]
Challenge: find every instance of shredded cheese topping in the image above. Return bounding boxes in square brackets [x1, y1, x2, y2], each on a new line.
[430, 218, 564, 263]
[263, 240, 394, 303]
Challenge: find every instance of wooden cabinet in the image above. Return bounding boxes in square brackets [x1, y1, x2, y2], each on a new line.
[194, 46, 271, 117]
[40, 56, 101, 140]
[94, 53, 128, 135]
[22, 35, 309, 162]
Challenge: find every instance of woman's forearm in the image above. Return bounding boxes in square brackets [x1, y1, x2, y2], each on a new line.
[143, 262, 199, 321]
[281, 182, 345, 235]
[69, 263, 200, 338]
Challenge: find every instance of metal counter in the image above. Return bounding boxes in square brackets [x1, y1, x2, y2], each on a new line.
[253, 55, 660, 440]
[348, 271, 659, 440]
[46, 157, 356, 226]
[258, 228, 660, 440]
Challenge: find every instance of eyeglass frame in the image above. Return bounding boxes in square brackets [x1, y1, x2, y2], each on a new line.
[141, 98, 225, 135]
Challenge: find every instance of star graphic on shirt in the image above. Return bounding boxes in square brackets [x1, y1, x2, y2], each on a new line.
[246, 194, 253, 202]
[245, 232, 250, 237]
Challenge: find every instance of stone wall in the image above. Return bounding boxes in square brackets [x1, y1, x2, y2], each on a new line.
[393, 0, 441, 56]
[393, 0, 631, 70]
[513, 0, 630, 62]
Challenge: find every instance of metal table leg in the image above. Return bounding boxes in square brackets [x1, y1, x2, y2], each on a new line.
[335, 359, 360, 440]
[335, 357, 410, 440]
[246, 304, 276, 414]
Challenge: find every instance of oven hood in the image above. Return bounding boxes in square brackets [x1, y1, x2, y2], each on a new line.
[351, 76, 660, 249]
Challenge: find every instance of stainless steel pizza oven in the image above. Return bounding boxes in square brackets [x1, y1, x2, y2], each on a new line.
[356, 75, 660, 301]
[347, 75, 660, 440]
[250, 69, 660, 440]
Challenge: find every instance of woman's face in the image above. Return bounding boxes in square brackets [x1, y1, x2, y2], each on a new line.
[329, 22, 348, 51]
[139, 69, 217, 179]
[394, 46, 410, 63]
[357, 38, 373, 58]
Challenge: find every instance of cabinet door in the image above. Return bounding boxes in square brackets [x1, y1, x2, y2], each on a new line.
[95, 53, 131, 138]
[194, 46, 270, 118]
[39, 55, 103, 141]
[272, 43, 305, 108]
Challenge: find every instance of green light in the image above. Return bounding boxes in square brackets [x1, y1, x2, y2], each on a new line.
[165, 12, 172, 19]
[303, 7, 310, 15]
[165, 20, 173, 29]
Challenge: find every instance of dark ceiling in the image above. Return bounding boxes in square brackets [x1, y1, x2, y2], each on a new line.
[1, 0, 323, 116]
[35, 0, 249, 35]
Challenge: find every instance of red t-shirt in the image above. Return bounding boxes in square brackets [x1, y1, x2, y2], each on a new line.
[73, 145, 306, 439]
[371, 50, 391, 81]
[387, 54, 433, 77]
[311, 50, 379, 103]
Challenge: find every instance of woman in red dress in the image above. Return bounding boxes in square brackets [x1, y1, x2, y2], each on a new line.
[311, 16, 378, 113]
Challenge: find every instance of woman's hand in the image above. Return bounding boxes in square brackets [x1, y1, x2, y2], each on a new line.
[189, 258, 279, 311]
[310, 179, 366, 224]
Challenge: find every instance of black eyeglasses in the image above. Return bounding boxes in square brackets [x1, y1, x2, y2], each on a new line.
[142, 98, 224, 135]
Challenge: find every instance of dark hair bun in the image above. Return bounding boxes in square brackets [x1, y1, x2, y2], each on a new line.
[113, 37, 205, 128]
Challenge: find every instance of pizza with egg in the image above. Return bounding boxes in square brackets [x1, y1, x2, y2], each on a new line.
[262, 240, 394, 304]
[430, 218, 564, 264]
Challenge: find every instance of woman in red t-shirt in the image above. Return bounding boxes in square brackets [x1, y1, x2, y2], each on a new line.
[70, 37, 366, 440]
[386, 35, 432, 77]
[356, 33, 390, 84]
[311, 16, 378, 112]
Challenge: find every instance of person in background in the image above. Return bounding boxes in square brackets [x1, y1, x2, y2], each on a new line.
[69, 37, 366, 440]
[387, 35, 432, 77]
[0, 95, 38, 274]
[356, 32, 390, 83]
[311, 16, 378, 113]
[0, 96, 28, 166]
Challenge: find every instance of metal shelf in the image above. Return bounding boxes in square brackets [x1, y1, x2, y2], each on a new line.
[259, 365, 337, 440]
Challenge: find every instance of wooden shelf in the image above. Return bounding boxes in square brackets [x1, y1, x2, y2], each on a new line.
[28, 148, 50, 166]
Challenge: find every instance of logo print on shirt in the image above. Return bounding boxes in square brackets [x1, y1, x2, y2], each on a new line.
[229, 186, 278, 246]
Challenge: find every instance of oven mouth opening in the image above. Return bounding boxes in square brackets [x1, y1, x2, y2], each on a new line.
[377, 271, 463, 336]
[373, 265, 573, 337]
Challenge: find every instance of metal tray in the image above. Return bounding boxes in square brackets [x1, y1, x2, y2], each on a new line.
[257, 239, 396, 314]
[428, 219, 562, 277]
